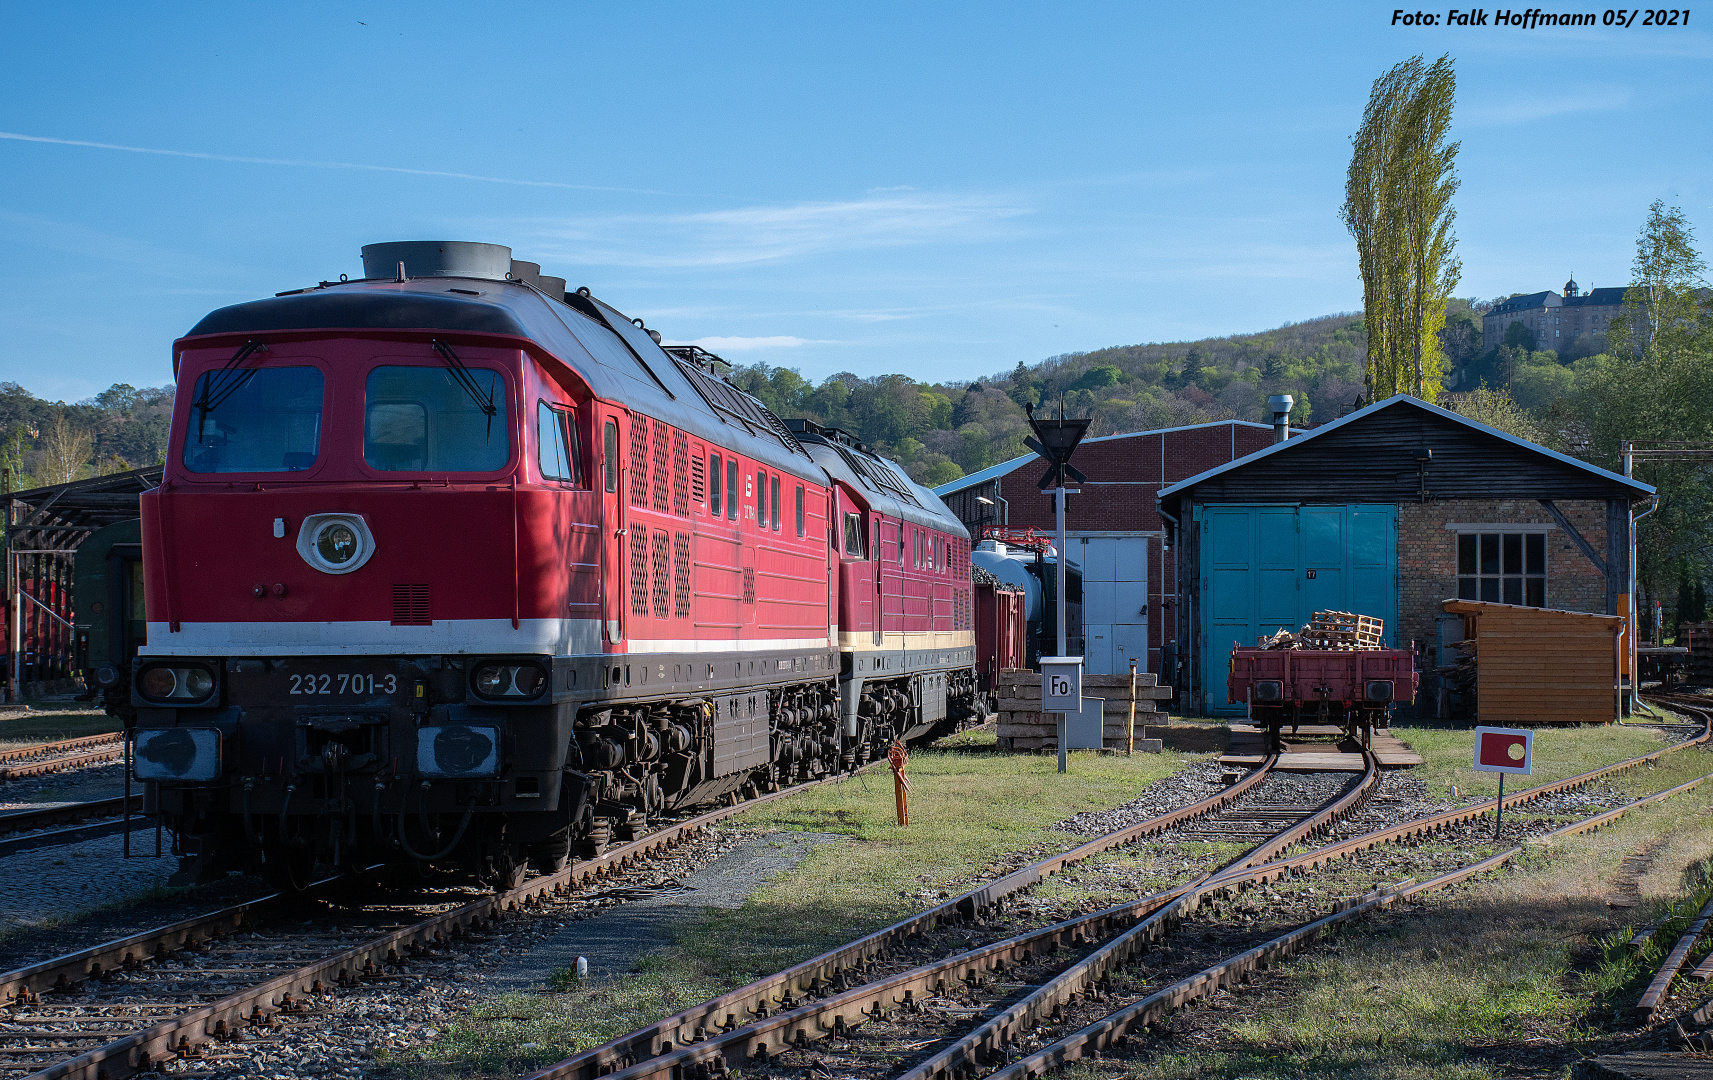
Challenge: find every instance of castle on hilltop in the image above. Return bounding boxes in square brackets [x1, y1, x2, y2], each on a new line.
[1482, 275, 1627, 353]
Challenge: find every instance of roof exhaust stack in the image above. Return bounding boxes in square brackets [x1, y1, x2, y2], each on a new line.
[360, 241, 513, 281]
[1268, 394, 1294, 443]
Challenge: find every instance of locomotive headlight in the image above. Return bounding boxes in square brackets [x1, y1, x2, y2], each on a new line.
[471, 661, 547, 700]
[416, 724, 501, 778]
[136, 663, 217, 703]
[133, 728, 222, 782]
[1254, 680, 1283, 702]
[1365, 681, 1395, 703]
[296, 513, 376, 575]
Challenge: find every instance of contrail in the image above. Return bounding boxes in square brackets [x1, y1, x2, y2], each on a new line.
[0, 131, 676, 195]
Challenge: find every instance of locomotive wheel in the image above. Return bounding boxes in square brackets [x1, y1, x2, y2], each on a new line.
[483, 848, 529, 892]
[527, 832, 571, 875]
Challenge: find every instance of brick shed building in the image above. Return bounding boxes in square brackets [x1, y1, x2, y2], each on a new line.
[936, 419, 1287, 678]
[1156, 394, 1653, 717]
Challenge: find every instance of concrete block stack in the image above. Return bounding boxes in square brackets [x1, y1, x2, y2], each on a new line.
[995, 668, 1176, 751]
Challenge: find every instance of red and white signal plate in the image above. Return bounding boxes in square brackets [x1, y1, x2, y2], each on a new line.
[1473, 726, 1533, 775]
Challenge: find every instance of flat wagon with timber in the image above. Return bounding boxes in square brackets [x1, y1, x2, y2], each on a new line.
[1226, 611, 1417, 751]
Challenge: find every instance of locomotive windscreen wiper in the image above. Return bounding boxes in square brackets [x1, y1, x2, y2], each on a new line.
[431, 339, 498, 443]
[194, 340, 267, 440]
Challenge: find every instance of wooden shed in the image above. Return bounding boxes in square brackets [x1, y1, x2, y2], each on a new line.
[1442, 599, 1624, 725]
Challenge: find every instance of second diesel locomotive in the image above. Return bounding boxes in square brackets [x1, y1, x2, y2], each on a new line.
[128, 241, 980, 888]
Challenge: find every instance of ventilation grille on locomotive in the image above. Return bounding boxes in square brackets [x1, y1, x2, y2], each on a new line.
[651, 419, 671, 514]
[630, 530, 650, 616]
[671, 429, 690, 516]
[662, 349, 808, 457]
[628, 419, 649, 508]
[391, 584, 431, 626]
[651, 530, 671, 619]
[673, 532, 691, 618]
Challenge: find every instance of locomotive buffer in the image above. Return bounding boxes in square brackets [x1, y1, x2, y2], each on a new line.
[1024, 403, 1091, 773]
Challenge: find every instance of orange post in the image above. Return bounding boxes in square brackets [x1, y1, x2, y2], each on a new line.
[887, 739, 910, 826]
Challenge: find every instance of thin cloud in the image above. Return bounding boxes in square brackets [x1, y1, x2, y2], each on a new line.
[1460, 88, 1634, 127]
[0, 131, 677, 194]
[668, 335, 833, 352]
[523, 192, 1030, 268]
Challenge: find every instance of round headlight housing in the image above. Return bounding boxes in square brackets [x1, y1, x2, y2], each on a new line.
[316, 522, 359, 565]
[141, 667, 177, 699]
[472, 661, 549, 700]
[136, 664, 217, 703]
[296, 513, 376, 575]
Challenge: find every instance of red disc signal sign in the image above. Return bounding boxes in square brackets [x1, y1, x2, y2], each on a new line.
[1473, 726, 1532, 775]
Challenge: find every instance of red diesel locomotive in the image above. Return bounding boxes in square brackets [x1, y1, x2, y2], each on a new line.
[127, 241, 979, 888]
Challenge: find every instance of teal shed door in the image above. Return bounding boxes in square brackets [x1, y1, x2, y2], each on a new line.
[1198, 504, 1397, 716]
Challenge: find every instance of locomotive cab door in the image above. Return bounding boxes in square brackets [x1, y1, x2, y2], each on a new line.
[600, 411, 625, 644]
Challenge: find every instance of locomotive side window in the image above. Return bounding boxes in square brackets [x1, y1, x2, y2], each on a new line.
[770, 476, 780, 532]
[898, 523, 905, 565]
[183, 366, 324, 474]
[795, 485, 805, 537]
[602, 421, 618, 492]
[709, 453, 723, 516]
[756, 470, 768, 528]
[536, 401, 577, 482]
[365, 366, 509, 472]
[726, 459, 739, 520]
[843, 512, 866, 558]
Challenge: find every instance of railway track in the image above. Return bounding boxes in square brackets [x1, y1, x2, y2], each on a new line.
[7, 705, 1709, 1080]
[0, 796, 149, 857]
[0, 734, 123, 783]
[506, 709, 1713, 1080]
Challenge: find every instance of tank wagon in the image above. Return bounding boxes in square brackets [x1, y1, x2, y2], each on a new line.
[127, 241, 977, 888]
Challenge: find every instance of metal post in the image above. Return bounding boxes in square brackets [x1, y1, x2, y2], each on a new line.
[1494, 772, 1505, 842]
[1056, 486, 1068, 774]
[1127, 661, 1138, 755]
[123, 734, 132, 858]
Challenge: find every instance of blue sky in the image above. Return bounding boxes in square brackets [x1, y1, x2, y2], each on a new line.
[3, 3, 1709, 402]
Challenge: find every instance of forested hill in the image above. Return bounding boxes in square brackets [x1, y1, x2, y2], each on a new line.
[0, 383, 174, 491]
[729, 301, 1491, 487]
[0, 298, 1528, 494]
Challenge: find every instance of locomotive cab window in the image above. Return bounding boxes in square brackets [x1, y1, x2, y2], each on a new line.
[795, 485, 805, 537]
[183, 365, 324, 474]
[602, 420, 618, 491]
[726, 459, 739, 520]
[365, 365, 509, 472]
[770, 476, 780, 532]
[536, 401, 581, 483]
[709, 453, 723, 516]
[756, 469, 767, 528]
[843, 512, 867, 559]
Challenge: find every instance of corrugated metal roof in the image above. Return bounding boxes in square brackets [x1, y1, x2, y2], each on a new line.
[1156, 394, 1654, 500]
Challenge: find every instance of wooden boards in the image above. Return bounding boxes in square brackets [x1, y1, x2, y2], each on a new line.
[995, 668, 1167, 751]
[1442, 599, 1623, 725]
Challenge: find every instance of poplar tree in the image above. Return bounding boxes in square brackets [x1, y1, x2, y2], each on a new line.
[1340, 55, 1462, 402]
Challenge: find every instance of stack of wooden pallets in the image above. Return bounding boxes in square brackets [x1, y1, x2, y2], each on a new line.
[1298, 610, 1384, 651]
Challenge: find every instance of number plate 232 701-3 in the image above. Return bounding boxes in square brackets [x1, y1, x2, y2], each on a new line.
[288, 672, 400, 697]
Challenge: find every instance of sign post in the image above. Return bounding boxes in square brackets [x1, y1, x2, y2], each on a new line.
[1040, 656, 1083, 774]
[1024, 402, 1092, 773]
[1473, 726, 1533, 841]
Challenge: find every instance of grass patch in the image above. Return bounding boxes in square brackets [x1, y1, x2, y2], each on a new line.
[1087, 752, 1713, 1079]
[1395, 722, 1676, 802]
[392, 746, 1205, 1077]
[0, 710, 120, 750]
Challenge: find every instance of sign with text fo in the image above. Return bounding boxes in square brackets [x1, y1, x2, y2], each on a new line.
[1473, 726, 1533, 775]
[1040, 656, 1083, 713]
